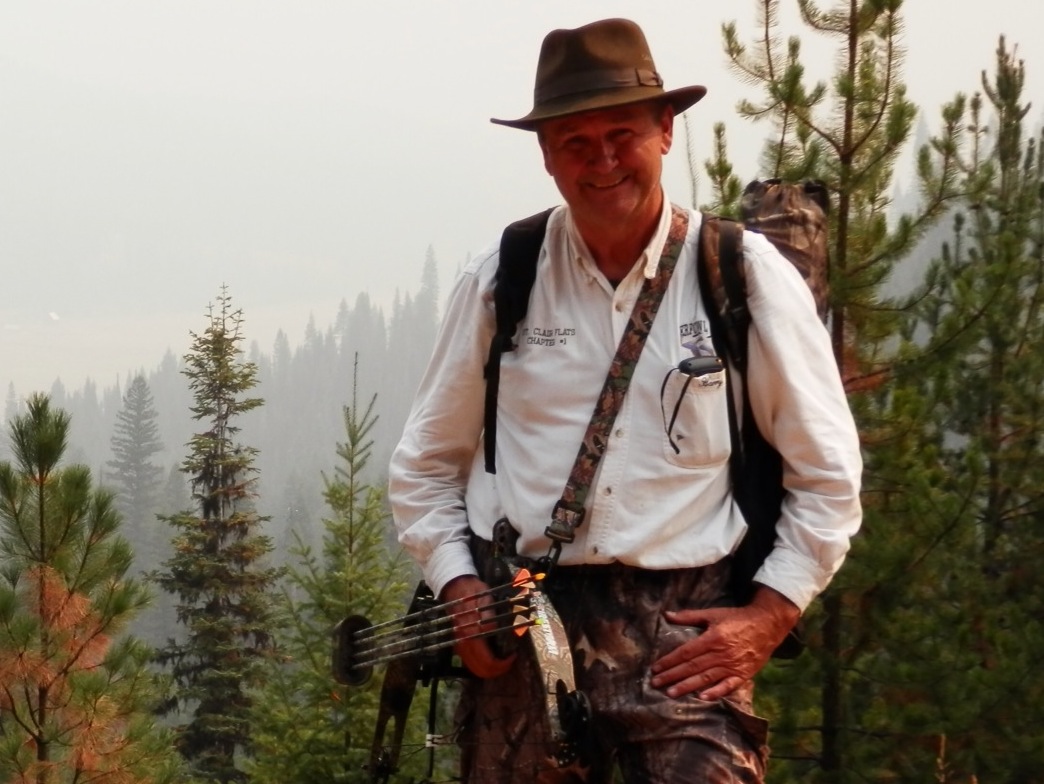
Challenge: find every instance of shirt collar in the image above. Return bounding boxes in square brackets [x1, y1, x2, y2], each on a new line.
[564, 189, 673, 281]
[641, 191, 673, 280]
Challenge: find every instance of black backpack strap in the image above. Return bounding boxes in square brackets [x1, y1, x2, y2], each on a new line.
[717, 219, 750, 374]
[484, 208, 554, 474]
[696, 216, 746, 477]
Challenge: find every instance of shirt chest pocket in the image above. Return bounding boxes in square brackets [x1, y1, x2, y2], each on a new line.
[660, 367, 731, 468]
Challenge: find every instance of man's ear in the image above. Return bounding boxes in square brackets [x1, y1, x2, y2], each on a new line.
[660, 104, 675, 155]
[538, 134, 553, 176]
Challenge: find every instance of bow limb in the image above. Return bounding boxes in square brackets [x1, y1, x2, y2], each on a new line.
[367, 654, 421, 783]
[333, 581, 455, 783]
[369, 581, 460, 782]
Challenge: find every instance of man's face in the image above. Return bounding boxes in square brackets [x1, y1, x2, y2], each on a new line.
[538, 102, 674, 238]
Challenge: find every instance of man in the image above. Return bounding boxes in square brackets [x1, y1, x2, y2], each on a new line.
[389, 17, 862, 783]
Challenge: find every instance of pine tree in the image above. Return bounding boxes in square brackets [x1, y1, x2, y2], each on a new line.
[1, 384, 18, 462]
[153, 289, 279, 783]
[885, 39, 1044, 780]
[0, 394, 184, 784]
[161, 463, 191, 516]
[4, 383, 19, 421]
[698, 1, 965, 779]
[107, 375, 165, 569]
[247, 366, 427, 783]
[108, 375, 178, 650]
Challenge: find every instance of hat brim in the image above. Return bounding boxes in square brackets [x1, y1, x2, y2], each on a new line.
[490, 84, 707, 131]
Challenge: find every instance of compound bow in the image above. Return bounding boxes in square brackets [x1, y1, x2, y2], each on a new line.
[332, 558, 589, 783]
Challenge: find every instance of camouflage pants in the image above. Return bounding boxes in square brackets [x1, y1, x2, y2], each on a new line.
[456, 559, 769, 783]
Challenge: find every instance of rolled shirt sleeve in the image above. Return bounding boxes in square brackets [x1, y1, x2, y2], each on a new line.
[741, 231, 863, 610]
[388, 249, 497, 598]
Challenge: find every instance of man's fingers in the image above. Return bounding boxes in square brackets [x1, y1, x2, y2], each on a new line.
[698, 675, 745, 702]
[650, 645, 716, 691]
[653, 664, 731, 699]
[650, 605, 777, 700]
[651, 637, 705, 677]
[662, 607, 719, 627]
[453, 602, 516, 678]
[457, 637, 516, 679]
[438, 575, 516, 679]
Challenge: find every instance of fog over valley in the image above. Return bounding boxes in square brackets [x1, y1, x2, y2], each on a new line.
[3, 1, 1041, 397]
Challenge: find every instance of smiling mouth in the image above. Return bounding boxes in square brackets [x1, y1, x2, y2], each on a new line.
[588, 176, 627, 190]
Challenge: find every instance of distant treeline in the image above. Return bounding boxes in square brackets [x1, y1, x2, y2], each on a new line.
[2, 251, 441, 571]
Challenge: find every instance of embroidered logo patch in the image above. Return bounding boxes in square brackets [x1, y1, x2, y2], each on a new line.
[679, 319, 715, 357]
[519, 325, 576, 347]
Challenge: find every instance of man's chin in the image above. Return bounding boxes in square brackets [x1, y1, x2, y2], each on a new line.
[578, 188, 639, 216]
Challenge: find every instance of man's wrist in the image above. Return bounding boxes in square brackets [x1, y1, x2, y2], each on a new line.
[438, 573, 483, 603]
[750, 584, 802, 633]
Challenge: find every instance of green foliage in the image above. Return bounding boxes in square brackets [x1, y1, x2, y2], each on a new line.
[247, 364, 430, 783]
[697, 2, 998, 782]
[708, 10, 1044, 780]
[0, 394, 185, 784]
[153, 289, 279, 783]
[709, 0, 963, 370]
[879, 38, 1044, 780]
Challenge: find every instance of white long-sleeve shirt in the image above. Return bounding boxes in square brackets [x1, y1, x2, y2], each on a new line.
[389, 198, 862, 612]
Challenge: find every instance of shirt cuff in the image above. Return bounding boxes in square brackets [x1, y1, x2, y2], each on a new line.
[423, 539, 480, 599]
[752, 546, 837, 613]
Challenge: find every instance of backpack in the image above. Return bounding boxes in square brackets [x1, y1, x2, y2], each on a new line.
[483, 180, 831, 657]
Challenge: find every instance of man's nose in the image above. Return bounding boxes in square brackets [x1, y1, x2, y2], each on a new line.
[589, 138, 618, 170]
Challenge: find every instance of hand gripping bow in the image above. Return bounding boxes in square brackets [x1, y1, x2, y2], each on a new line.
[332, 552, 589, 782]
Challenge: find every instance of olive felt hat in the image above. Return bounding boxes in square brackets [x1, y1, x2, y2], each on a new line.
[491, 18, 706, 131]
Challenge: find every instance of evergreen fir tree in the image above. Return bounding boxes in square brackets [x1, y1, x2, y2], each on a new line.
[698, 1, 964, 779]
[3, 383, 18, 422]
[162, 463, 191, 515]
[0, 394, 184, 784]
[885, 39, 1044, 780]
[0, 384, 18, 462]
[107, 375, 178, 649]
[153, 289, 279, 783]
[107, 375, 165, 569]
[247, 364, 428, 783]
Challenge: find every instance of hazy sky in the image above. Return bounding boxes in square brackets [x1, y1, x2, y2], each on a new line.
[2, 1, 1041, 396]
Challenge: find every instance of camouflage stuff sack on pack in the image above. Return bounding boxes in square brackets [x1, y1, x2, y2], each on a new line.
[740, 179, 830, 322]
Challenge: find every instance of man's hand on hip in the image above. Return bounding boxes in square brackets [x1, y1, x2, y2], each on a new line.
[649, 585, 800, 701]
[440, 574, 516, 679]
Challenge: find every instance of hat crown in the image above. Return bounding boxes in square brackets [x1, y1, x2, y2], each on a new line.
[491, 18, 705, 131]
[535, 19, 661, 104]
[540, 19, 655, 80]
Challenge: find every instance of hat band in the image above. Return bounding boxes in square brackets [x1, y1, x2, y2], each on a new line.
[535, 67, 663, 104]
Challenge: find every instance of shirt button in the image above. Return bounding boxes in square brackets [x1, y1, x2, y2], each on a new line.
[615, 428, 624, 438]
[592, 546, 599, 554]
[604, 486, 612, 495]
